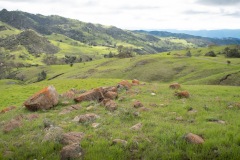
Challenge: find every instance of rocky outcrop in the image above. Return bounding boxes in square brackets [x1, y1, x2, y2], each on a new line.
[74, 87, 118, 103]
[24, 86, 59, 111]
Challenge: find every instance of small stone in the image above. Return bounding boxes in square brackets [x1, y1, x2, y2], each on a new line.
[26, 114, 39, 121]
[61, 132, 84, 145]
[138, 107, 150, 112]
[75, 113, 100, 123]
[86, 106, 94, 111]
[112, 139, 128, 146]
[184, 133, 204, 144]
[151, 93, 156, 96]
[43, 126, 64, 142]
[133, 112, 140, 117]
[43, 118, 54, 128]
[92, 123, 100, 128]
[132, 79, 140, 85]
[130, 123, 142, 131]
[188, 109, 198, 114]
[176, 116, 183, 121]
[133, 100, 144, 108]
[3, 119, 22, 133]
[60, 143, 83, 160]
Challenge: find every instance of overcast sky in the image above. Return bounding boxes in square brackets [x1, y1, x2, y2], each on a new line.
[1, 0, 240, 30]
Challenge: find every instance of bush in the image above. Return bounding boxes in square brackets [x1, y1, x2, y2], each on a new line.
[185, 51, 192, 57]
[205, 51, 216, 57]
[37, 70, 47, 82]
[225, 48, 240, 58]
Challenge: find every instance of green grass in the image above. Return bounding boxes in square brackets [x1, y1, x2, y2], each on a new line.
[0, 79, 240, 159]
[14, 48, 240, 86]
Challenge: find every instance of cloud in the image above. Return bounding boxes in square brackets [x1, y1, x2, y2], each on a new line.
[184, 10, 211, 15]
[222, 11, 240, 17]
[197, 0, 240, 6]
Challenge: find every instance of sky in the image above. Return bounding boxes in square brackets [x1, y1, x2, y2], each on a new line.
[1, 0, 240, 30]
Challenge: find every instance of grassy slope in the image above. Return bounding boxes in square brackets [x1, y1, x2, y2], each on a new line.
[15, 45, 240, 85]
[0, 79, 240, 159]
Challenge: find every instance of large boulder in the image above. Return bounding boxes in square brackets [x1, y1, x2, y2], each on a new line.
[74, 87, 118, 103]
[24, 86, 58, 111]
[74, 88, 105, 103]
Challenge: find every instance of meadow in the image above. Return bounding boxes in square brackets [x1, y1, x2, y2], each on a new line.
[1, 46, 240, 159]
[0, 78, 240, 159]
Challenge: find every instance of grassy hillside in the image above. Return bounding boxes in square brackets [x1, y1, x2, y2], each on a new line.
[2, 9, 239, 56]
[11, 45, 240, 86]
[0, 79, 240, 159]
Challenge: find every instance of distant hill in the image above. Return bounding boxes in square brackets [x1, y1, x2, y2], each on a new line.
[161, 29, 240, 39]
[134, 30, 240, 47]
[0, 29, 59, 55]
[1, 9, 240, 55]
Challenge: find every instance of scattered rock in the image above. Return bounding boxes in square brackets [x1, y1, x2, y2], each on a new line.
[3, 119, 22, 133]
[59, 90, 76, 100]
[175, 91, 190, 98]
[43, 126, 64, 142]
[26, 114, 39, 121]
[104, 91, 118, 100]
[24, 85, 59, 111]
[169, 83, 181, 89]
[132, 79, 140, 85]
[130, 123, 142, 131]
[118, 96, 127, 101]
[86, 106, 94, 111]
[118, 80, 132, 90]
[188, 109, 198, 114]
[59, 104, 81, 115]
[184, 133, 204, 144]
[74, 113, 100, 123]
[133, 112, 140, 117]
[206, 118, 226, 124]
[61, 132, 85, 145]
[133, 100, 144, 108]
[176, 116, 183, 121]
[74, 86, 118, 103]
[102, 99, 118, 111]
[0, 106, 16, 114]
[112, 139, 128, 146]
[74, 87, 105, 103]
[60, 143, 83, 160]
[138, 107, 150, 112]
[92, 123, 100, 128]
[151, 93, 156, 96]
[43, 118, 55, 128]
[149, 103, 158, 107]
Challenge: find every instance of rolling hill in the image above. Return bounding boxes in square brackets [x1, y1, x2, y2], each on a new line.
[1, 8, 240, 57]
